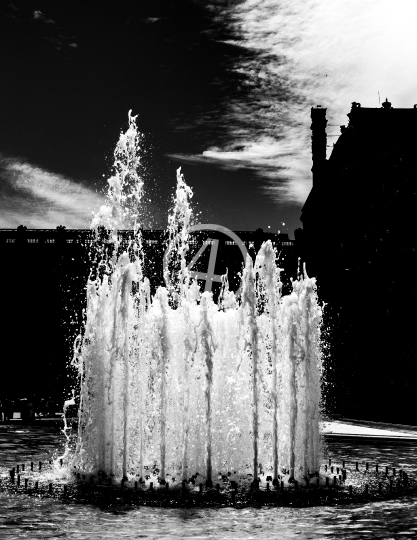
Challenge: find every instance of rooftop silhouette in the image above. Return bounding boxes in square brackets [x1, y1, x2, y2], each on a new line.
[300, 100, 417, 424]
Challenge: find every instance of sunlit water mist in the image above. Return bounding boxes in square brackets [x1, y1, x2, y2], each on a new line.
[70, 112, 323, 488]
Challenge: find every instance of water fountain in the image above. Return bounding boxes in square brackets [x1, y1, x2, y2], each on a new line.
[68, 111, 323, 490]
[3, 113, 417, 513]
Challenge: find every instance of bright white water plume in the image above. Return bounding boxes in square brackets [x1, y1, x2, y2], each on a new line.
[71, 112, 323, 486]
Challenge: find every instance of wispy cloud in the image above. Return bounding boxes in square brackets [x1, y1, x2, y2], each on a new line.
[173, 0, 417, 205]
[0, 155, 104, 228]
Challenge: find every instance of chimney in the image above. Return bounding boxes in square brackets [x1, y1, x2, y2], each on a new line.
[310, 106, 327, 185]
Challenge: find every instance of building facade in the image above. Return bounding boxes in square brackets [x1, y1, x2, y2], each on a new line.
[301, 101, 417, 423]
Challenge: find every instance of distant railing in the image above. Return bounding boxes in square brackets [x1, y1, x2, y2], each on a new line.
[0, 228, 296, 248]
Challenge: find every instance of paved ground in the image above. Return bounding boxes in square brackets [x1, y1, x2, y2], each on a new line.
[321, 419, 417, 439]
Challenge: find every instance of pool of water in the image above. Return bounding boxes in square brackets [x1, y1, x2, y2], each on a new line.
[2, 423, 417, 539]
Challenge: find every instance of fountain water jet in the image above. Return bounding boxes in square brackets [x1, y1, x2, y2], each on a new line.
[70, 112, 323, 488]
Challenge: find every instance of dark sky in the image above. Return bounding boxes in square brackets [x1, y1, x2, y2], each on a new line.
[0, 1, 301, 235]
[1, 1, 245, 170]
[2, 1, 414, 235]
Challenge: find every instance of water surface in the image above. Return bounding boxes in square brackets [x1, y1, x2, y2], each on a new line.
[1, 423, 417, 539]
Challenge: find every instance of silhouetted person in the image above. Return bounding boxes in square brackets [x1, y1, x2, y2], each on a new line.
[20, 398, 29, 422]
[2, 398, 12, 422]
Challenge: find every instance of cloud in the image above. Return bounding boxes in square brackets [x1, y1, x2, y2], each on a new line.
[177, 0, 417, 205]
[33, 10, 56, 24]
[168, 132, 312, 203]
[0, 155, 104, 228]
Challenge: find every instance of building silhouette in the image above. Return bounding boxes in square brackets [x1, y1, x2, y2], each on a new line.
[0, 226, 298, 410]
[301, 100, 417, 423]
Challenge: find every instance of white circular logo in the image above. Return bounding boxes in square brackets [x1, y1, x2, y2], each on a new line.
[163, 223, 249, 293]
